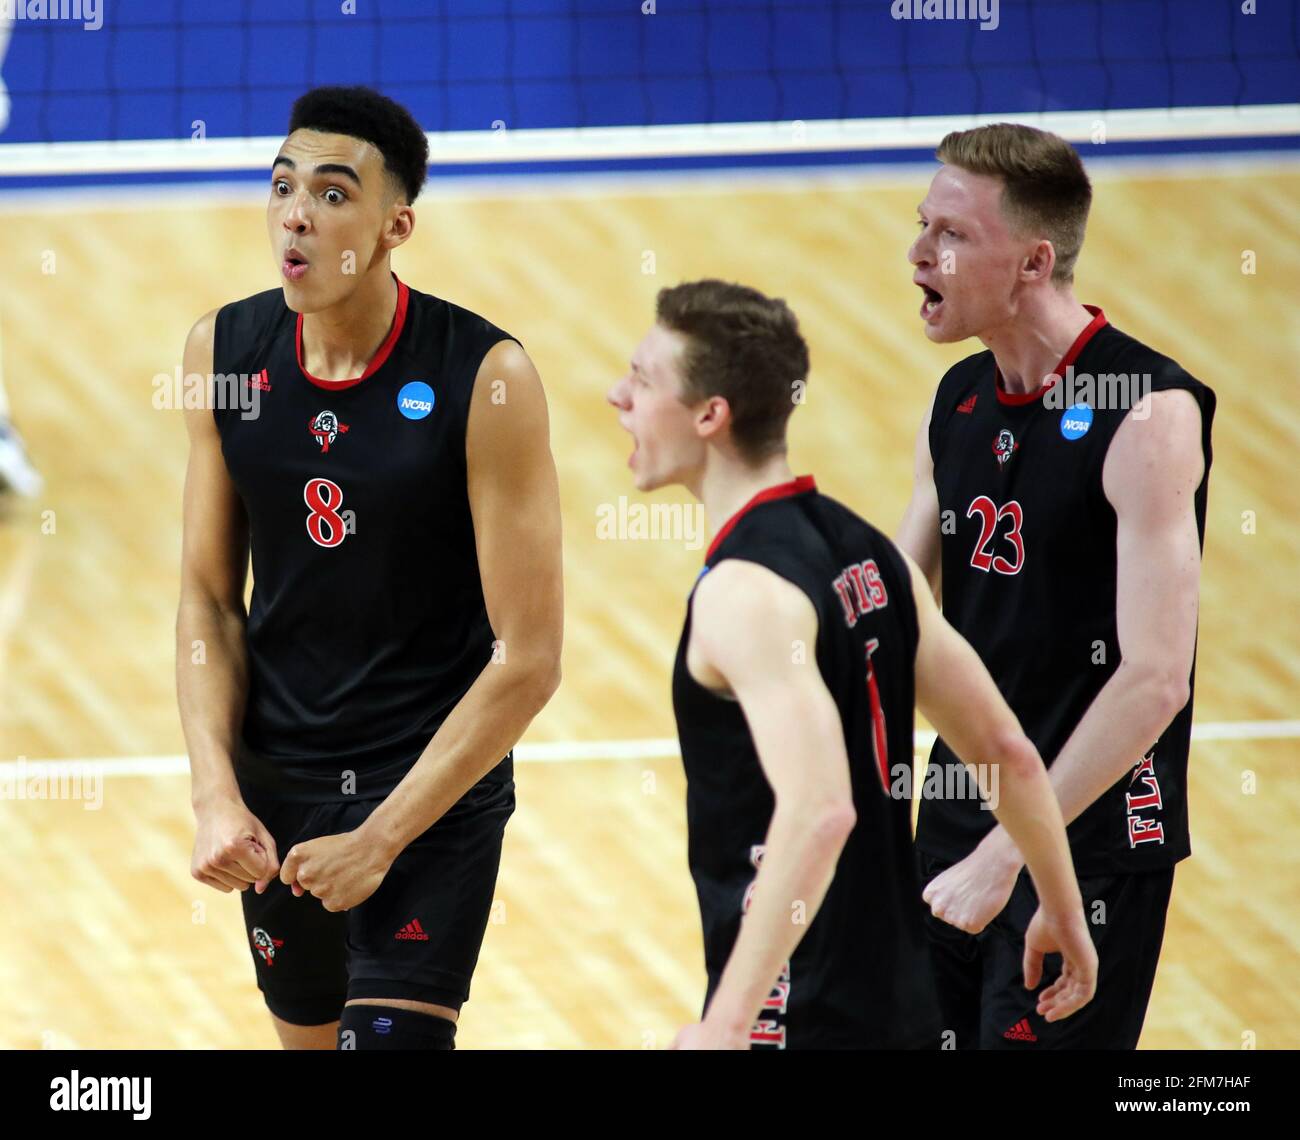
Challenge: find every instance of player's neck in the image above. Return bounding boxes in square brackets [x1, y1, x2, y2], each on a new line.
[299, 269, 399, 381]
[980, 288, 1093, 396]
[697, 453, 796, 544]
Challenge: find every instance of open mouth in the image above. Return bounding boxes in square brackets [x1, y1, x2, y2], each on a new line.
[282, 251, 310, 281]
[919, 284, 944, 320]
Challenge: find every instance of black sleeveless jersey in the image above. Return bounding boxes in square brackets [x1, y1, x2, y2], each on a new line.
[672, 476, 942, 1049]
[915, 307, 1216, 876]
[211, 274, 516, 803]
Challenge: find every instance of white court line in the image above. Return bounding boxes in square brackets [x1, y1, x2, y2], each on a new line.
[0, 720, 1295, 780]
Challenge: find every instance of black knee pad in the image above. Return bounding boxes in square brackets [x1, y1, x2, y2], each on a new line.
[337, 1004, 457, 1051]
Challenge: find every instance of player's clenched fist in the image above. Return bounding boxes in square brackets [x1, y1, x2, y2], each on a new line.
[191, 797, 280, 894]
[278, 829, 393, 912]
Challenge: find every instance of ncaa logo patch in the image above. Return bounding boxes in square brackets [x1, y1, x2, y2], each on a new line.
[397, 381, 435, 420]
[1060, 403, 1094, 440]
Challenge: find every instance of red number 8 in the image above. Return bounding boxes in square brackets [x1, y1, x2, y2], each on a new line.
[305, 477, 347, 548]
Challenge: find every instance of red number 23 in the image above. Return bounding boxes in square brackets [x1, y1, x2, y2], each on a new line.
[966, 495, 1024, 575]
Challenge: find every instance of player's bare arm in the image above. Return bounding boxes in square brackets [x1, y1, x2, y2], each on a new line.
[951, 389, 1204, 884]
[296, 339, 564, 900]
[672, 559, 857, 1049]
[895, 386, 942, 599]
[177, 309, 280, 895]
[906, 551, 1097, 1020]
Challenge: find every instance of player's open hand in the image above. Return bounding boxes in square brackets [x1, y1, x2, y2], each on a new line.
[191, 797, 279, 894]
[1022, 904, 1098, 1021]
[922, 837, 1020, 935]
[278, 829, 392, 912]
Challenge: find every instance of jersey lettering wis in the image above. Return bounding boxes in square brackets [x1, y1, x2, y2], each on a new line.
[916, 307, 1216, 876]
[212, 274, 515, 803]
[673, 477, 942, 1049]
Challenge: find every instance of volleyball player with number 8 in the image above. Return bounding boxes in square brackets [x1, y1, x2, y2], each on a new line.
[176, 86, 563, 1051]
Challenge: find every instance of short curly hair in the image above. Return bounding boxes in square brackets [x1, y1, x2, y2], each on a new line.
[288, 86, 429, 204]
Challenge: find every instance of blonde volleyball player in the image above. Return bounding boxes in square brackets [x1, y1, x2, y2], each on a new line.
[900, 123, 1215, 1048]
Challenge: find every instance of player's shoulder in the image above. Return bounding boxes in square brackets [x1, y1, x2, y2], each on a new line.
[209, 287, 293, 366]
[1088, 319, 1211, 397]
[930, 347, 993, 423]
[214, 285, 290, 329]
[402, 281, 517, 350]
[723, 489, 909, 591]
[1086, 320, 1217, 447]
[185, 288, 284, 366]
[806, 489, 897, 550]
[692, 556, 817, 638]
[719, 486, 824, 555]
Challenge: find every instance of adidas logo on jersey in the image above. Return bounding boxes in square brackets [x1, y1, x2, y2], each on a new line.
[957, 393, 978, 413]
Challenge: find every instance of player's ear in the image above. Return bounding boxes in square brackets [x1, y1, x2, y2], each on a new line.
[383, 197, 415, 251]
[1021, 238, 1055, 283]
[695, 394, 731, 441]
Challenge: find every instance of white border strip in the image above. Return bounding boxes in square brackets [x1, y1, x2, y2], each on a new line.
[1, 149, 1299, 213]
[1, 721, 1294, 779]
[1, 104, 1297, 177]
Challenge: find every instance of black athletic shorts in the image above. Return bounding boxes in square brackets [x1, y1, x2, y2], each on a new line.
[918, 851, 1175, 1049]
[238, 771, 514, 1026]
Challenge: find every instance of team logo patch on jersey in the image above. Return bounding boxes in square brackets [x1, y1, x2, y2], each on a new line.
[992, 428, 1019, 466]
[308, 410, 349, 453]
[251, 927, 284, 967]
[397, 381, 436, 420]
[1060, 403, 1094, 440]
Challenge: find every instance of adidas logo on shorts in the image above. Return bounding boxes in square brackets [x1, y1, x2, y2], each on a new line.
[395, 918, 430, 941]
[1002, 1018, 1038, 1042]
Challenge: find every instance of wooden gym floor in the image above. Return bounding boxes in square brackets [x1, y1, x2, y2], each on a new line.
[0, 159, 1295, 1048]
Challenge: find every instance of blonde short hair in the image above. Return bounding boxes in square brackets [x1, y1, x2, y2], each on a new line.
[936, 122, 1092, 284]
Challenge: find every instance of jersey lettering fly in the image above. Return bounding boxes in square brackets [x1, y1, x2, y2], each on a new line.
[212, 274, 515, 802]
[672, 476, 941, 1049]
[916, 307, 1216, 875]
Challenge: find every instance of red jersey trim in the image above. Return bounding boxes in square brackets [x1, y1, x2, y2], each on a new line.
[705, 474, 817, 562]
[994, 305, 1108, 407]
[296, 274, 410, 391]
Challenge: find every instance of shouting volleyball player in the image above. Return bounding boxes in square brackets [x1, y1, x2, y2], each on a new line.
[607, 280, 1097, 1049]
[176, 87, 563, 1050]
[899, 123, 1215, 1048]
